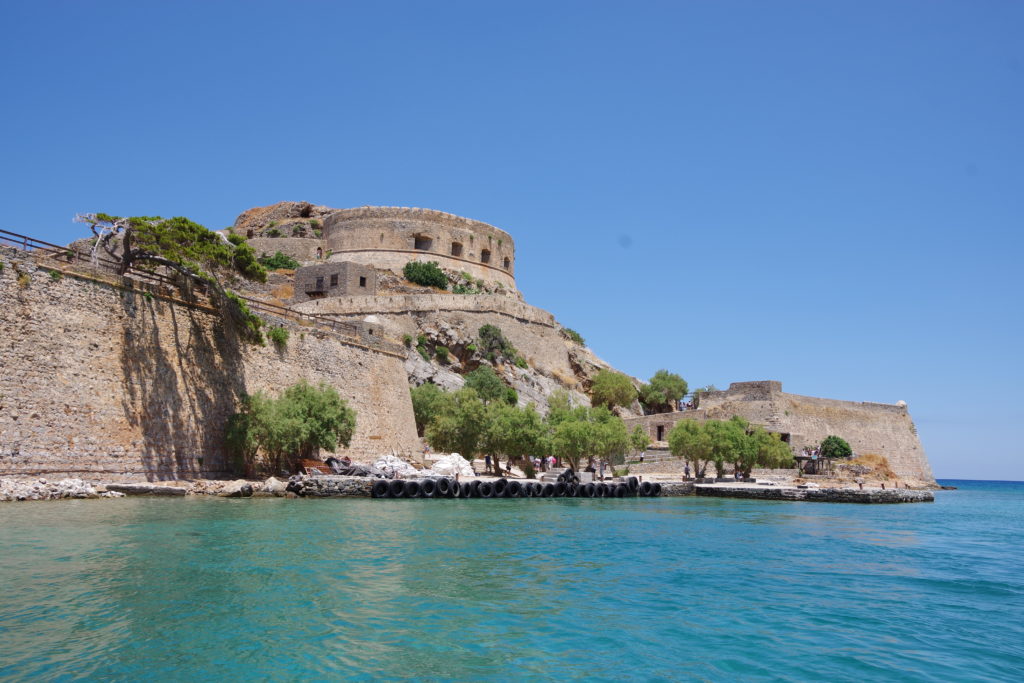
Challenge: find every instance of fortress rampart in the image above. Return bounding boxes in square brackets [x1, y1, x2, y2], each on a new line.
[625, 381, 936, 485]
[323, 207, 517, 290]
[0, 248, 419, 479]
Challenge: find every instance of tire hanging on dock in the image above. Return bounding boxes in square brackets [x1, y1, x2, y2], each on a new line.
[371, 480, 389, 498]
[640, 481, 653, 497]
[478, 481, 495, 498]
[388, 479, 406, 498]
[435, 478, 451, 496]
[420, 478, 437, 498]
[404, 480, 422, 498]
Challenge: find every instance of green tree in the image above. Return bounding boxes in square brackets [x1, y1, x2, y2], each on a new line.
[593, 415, 631, 467]
[549, 419, 594, 471]
[668, 419, 713, 478]
[403, 260, 447, 289]
[224, 381, 356, 475]
[464, 365, 516, 405]
[410, 382, 447, 436]
[80, 213, 268, 343]
[425, 388, 487, 459]
[631, 425, 651, 453]
[590, 370, 638, 409]
[819, 435, 852, 459]
[747, 427, 794, 477]
[480, 403, 547, 475]
[639, 370, 689, 414]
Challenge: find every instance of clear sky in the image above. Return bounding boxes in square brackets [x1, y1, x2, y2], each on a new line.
[1, 1, 1021, 480]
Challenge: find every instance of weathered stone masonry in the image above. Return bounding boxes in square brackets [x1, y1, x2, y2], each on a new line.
[624, 381, 936, 485]
[0, 248, 419, 480]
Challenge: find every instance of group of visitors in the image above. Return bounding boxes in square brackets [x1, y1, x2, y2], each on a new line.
[677, 399, 697, 411]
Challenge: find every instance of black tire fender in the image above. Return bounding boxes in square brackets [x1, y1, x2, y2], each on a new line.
[640, 481, 654, 497]
[478, 481, 495, 498]
[403, 480, 421, 498]
[371, 480, 389, 498]
[388, 479, 406, 498]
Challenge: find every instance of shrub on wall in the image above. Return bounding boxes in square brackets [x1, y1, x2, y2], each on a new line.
[403, 261, 447, 289]
[258, 251, 300, 270]
[561, 327, 585, 345]
[268, 326, 289, 349]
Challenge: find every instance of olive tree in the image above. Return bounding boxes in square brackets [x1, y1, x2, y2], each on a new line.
[639, 370, 688, 414]
[590, 370, 638, 409]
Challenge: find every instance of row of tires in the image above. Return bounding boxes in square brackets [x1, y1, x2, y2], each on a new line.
[371, 476, 663, 499]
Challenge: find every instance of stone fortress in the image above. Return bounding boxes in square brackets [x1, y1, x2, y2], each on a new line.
[0, 201, 937, 486]
[624, 381, 935, 483]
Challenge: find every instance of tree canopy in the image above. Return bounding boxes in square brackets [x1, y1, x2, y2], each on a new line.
[590, 370, 638, 409]
[225, 381, 356, 476]
[639, 370, 688, 413]
[668, 417, 795, 479]
[819, 435, 853, 459]
[410, 382, 447, 436]
[80, 213, 268, 343]
[464, 365, 517, 405]
[425, 388, 487, 458]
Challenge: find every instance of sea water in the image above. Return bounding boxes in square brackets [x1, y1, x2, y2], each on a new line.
[0, 480, 1022, 681]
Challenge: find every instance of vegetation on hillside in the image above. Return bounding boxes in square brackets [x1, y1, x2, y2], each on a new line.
[259, 251, 300, 270]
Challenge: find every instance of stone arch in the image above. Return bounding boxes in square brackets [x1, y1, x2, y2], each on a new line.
[503, 256, 510, 270]
[481, 248, 491, 264]
[451, 242, 463, 257]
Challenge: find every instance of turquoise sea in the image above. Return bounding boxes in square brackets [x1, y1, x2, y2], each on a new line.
[1, 480, 1022, 681]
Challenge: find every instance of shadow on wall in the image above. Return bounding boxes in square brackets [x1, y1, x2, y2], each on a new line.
[118, 290, 248, 481]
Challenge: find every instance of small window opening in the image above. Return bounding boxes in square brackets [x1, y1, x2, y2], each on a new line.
[359, 276, 367, 288]
[481, 249, 491, 264]
[316, 247, 323, 259]
[503, 257, 510, 270]
[414, 234, 433, 251]
[330, 274, 338, 287]
[368, 329, 374, 336]
[451, 242, 463, 257]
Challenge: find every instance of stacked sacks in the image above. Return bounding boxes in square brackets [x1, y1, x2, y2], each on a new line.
[371, 472, 663, 499]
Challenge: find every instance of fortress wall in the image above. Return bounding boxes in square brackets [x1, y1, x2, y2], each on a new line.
[247, 237, 324, 262]
[0, 249, 419, 481]
[326, 249, 517, 290]
[323, 206, 516, 287]
[623, 381, 936, 485]
[294, 293, 579, 385]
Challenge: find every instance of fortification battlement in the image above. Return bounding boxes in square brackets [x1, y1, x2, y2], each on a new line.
[712, 381, 907, 413]
[322, 206, 516, 286]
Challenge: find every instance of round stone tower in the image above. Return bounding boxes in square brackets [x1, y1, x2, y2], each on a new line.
[322, 206, 516, 290]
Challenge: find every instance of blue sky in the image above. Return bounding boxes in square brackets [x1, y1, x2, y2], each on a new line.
[1, 1, 1021, 479]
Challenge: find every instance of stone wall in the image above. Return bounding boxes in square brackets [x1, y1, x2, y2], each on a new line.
[292, 293, 592, 386]
[0, 248, 419, 481]
[247, 237, 325, 262]
[624, 381, 936, 485]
